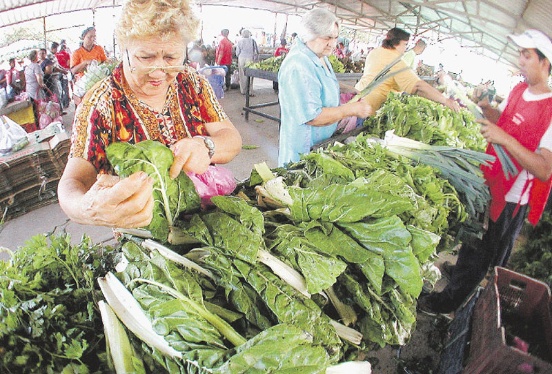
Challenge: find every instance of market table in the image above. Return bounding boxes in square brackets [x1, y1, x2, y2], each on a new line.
[242, 69, 363, 124]
[0, 99, 36, 132]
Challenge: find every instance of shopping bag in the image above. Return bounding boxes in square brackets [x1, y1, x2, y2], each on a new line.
[36, 88, 62, 129]
[187, 165, 237, 207]
[0, 115, 29, 155]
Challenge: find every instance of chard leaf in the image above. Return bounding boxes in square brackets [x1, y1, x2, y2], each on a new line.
[338, 217, 422, 297]
[210, 195, 265, 237]
[106, 140, 201, 242]
[213, 324, 330, 373]
[357, 252, 385, 295]
[406, 225, 441, 263]
[198, 212, 262, 264]
[303, 222, 371, 263]
[288, 178, 413, 223]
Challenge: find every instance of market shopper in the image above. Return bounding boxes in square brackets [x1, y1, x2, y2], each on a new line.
[277, 8, 373, 166]
[71, 26, 107, 105]
[215, 29, 233, 91]
[57, 0, 242, 228]
[235, 29, 259, 95]
[418, 29, 552, 315]
[355, 27, 460, 112]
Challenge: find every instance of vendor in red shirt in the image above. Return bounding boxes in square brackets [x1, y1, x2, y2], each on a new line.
[215, 29, 233, 91]
[274, 39, 289, 57]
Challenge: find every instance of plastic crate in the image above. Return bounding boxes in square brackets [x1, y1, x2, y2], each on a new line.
[199, 66, 227, 99]
[464, 267, 552, 373]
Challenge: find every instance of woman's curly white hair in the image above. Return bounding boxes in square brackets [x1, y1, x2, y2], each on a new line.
[116, 0, 199, 46]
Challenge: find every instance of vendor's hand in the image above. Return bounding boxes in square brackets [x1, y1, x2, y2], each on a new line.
[444, 97, 461, 112]
[479, 120, 510, 146]
[477, 95, 491, 110]
[169, 137, 211, 178]
[81, 171, 154, 228]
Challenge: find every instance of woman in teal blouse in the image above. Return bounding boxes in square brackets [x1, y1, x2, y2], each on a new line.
[277, 8, 372, 166]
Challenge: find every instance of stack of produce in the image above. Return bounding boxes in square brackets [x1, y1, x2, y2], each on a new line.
[1, 132, 493, 372]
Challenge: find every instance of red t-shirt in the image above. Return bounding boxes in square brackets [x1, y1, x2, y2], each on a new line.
[216, 37, 233, 66]
[55, 50, 71, 69]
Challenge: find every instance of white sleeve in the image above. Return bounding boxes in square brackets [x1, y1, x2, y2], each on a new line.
[539, 121, 552, 151]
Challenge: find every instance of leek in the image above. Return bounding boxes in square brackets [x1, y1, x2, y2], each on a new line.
[98, 300, 146, 374]
[351, 56, 409, 102]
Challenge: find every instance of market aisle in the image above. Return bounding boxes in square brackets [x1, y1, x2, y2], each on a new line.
[0, 79, 280, 257]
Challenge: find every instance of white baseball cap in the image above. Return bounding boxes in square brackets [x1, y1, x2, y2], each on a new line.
[508, 29, 552, 64]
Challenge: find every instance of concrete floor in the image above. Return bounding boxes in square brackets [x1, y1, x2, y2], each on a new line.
[0, 78, 281, 256]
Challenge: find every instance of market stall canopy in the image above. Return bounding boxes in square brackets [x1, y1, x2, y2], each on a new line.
[1, 0, 551, 69]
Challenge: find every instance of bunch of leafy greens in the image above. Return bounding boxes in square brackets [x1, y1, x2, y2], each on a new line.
[363, 92, 486, 151]
[106, 140, 201, 242]
[0, 233, 118, 373]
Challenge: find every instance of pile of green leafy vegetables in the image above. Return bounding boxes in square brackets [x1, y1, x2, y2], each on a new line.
[0, 233, 119, 373]
[90, 137, 467, 371]
[363, 92, 487, 152]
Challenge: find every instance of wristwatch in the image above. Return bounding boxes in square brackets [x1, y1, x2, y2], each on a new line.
[194, 135, 215, 159]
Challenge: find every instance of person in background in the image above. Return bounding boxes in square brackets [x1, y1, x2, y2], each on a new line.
[6, 58, 23, 101]
[355, 28, 460, 112]
[55, 39, 72, 108]
[402, 38, 427, 69]
[334, 42, 346, 59]
[277, 8, 373, 166]
[274, 38, 289, 57]
[57, 0, 241, 229]
[24, 50, 46, 122]
[71, 26, 107, 105]
[235, 29, 258, 96]
[418, 29, 552, 315]
[0, 66, 7, 105]
[46, 42, 69, 110]
[215, 29, 233, 91]
[272, 38, 289, 92]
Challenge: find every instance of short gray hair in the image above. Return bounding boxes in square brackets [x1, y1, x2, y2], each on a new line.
[299, 8, 339, 42]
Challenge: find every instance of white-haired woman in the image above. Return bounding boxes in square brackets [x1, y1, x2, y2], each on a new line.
[277, 8, 373, 166]
[58, 0, 242, 228]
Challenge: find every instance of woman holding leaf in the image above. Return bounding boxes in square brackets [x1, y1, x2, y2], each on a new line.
[277, 8, 373, 167]
[58, 0, 242, 229]
[354, 27, 460, 112]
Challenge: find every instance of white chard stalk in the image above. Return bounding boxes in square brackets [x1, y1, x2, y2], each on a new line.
[258, 249, 311, 298]
[98, 272, 182, 359]
[98, 300, 146, 374]
[329, 319, 363, 345]
[326, 361, 372, 374]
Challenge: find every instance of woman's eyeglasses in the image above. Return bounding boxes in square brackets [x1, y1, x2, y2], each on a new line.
[126, 49, 186, 75]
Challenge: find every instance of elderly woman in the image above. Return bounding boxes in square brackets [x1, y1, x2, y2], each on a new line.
[24, 49, 46, 101]
[277, 8, 373, 166]
[355, 27, 460, 112]
[57, 0, 242, 228]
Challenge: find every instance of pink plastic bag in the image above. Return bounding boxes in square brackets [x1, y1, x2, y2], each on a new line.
[337, 92, 359, 133]
[187, 165, 237, 207]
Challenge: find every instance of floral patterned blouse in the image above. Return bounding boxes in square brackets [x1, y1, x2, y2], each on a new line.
[69, 63, 227, 174]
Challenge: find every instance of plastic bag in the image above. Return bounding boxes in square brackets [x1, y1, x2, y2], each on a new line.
[37, 99, 62, 129]
[0, 115, 29, 155]
[336, 92, 359, 134]
[187, 165, 237, 207]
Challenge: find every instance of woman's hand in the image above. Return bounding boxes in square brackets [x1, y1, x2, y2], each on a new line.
[345, 100, 373, 118]
[444, 97, 461, 112]
[169, 137, 212, 178]
[80, 172, 154, 228]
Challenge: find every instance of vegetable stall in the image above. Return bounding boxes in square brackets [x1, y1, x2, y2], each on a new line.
[1, 93, 505, 372]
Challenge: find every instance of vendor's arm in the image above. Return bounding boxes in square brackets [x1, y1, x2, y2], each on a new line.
[412, 79, 461, 112]
[477, 96, 501, 123]
[307, 100, 373, 127]
[71, 60, 91, 75]
[479, 119, 552, 181]
[58, 157, 155, 227]
[169, 118, 242, 178]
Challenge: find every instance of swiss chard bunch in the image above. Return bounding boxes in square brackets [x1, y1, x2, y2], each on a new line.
[106, 140, 201, 242]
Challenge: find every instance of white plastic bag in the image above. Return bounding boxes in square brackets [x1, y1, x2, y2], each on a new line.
[0, 115, 29, 155]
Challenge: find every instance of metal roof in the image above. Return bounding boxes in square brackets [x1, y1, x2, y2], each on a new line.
[1, 0, 551, 69]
